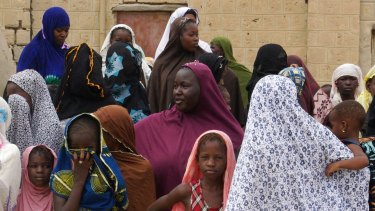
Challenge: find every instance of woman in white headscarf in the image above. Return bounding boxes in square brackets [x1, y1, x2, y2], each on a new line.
[4, 69, 64, 153]
[100, 24, 152, 87]
[226, 75, 369, 210]
[154, 7, 211, 60]
[0, 97, 21, 211]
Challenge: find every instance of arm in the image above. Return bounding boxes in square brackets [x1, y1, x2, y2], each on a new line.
[325, 144, 369, 176]
[147, 183, 191, 211]
[54, 150, 93, 211]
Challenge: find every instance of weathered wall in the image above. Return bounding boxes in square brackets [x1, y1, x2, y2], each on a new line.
[360, 0, 375, 74]
[0, 0, 367, 87]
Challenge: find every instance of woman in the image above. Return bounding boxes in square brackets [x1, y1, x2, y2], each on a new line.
[100, 24, 151, 87]
[17, 7, 70, 86]
[226, 75, 369, 210]
[211, 36, 252, 107]
[136, 61, 243, 197]
[198, 53, 246, 126]
[4, 69, 63, 153]
[154, 7, 211, 60]
[246, 43, 287, 107]
[287, 55, 320, 116]
[54, 43, 116, 121]
[148, 17, 206, 113]
[104, 42, 150, 123]
[50, 113, 129, 210]
[94, 105, 156, 211]
[0, 97, 21, 211]
[358, 65, 375, 112]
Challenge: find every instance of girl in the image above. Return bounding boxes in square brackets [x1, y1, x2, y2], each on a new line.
[50, 113, 128, 210]
[147, 130, 235, 211]
[325, 100, 369, 176]
[16, 145, 57, 211]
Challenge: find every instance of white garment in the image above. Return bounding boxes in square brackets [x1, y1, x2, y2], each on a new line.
[6, 69, 64, 153]
[226, 75, 369, 210]
[154, 7, 211, 60]
[100, 24, 151, 87]
[0, 97, 21, 211]
[330, 63, 364, 107]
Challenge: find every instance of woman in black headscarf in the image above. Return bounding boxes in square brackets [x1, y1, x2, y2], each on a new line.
[104, 42, 150, 123]
[54, 43, 116, 121]
[246, 44, 287, 108]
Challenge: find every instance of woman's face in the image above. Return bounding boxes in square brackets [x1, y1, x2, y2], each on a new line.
[53, 26, 69, 46]
[173, 68, 200, 112]
[210, 44, 224, 56]
[27, 152, 53, 187]
[335, 75, 358, 98]
[180, 23, 199, 52]
[110, 29, 132, 45]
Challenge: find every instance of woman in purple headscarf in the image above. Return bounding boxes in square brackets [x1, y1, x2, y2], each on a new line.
[17, 7, 70, 86]
[135, 61, 243, 198]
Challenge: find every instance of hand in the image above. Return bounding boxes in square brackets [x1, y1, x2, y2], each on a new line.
[73, 149, 93, 184]
[325, 162, 340, 177]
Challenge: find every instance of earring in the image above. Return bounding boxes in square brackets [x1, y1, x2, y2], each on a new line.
[342, 129, 346, 133]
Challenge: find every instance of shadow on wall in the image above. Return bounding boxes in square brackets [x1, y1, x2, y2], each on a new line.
[0, 29, 16, 94]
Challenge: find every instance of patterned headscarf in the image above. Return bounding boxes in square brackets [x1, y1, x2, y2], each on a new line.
[6, 69, 63, 153]
[226, 75, 369, 210]
[279, 66, 306, 97]
[50, 113, 129, 210]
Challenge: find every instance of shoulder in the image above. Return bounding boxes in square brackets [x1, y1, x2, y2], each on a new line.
[170, 183, 192, 200]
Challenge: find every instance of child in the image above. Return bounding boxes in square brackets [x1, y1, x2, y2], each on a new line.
[147, 130, 236, 211]
[325, 100, 369, 176]
[16, 145, 57, 211]
[50, 113, 128, 210]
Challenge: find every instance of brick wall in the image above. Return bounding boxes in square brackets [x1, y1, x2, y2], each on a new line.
[0, 0, 366, 85]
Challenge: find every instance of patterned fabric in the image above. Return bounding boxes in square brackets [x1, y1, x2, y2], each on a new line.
[50, 113, 128, 210]
[360, 137, 375, 210]
[17, 7, 69, 85]
[6, 69, 64, 153]
[190, 180, 223, 211]
[0, 97, 21, 211]
[313, 88, 333, 124]
[279, 66, 306, 97]
[226, 75, 369, 210]
[105, 42, 150, 123]
[331, 63, 364, 107]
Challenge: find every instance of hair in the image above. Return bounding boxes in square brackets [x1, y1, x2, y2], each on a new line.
[196, 132, 227, 161]
[29, 145, 54, 166]
[67, 115, 101, 150]
[110, 27, 132, 40]
[180, 18, 196, 34]
[183, 9, 197, 20]
[330, 100, 366, 130]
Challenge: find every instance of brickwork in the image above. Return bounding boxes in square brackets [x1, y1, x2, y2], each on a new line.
[0, 0, 369, 85]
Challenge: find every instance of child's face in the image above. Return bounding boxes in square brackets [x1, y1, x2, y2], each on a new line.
[27, 153, 53, 187]
[69, 130, 98, 157]
[366, 78, 375, 97]
[328, 111, 346, 139]
[197, 140, 227, 180]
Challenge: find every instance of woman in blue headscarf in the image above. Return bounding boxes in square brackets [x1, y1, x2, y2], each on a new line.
[17, 7, 70, 86]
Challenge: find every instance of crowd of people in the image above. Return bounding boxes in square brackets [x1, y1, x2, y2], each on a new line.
[0, 5, 374, 211]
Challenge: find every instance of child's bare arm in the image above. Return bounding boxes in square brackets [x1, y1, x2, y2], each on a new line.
[147, 183, 191, 211]
[325, 144, 368, 176]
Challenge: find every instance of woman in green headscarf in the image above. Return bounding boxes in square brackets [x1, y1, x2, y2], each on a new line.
[211, 36, 252, 107]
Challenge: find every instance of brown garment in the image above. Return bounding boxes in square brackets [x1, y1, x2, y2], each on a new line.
[94, 105, 156, 211]
[148, 17, 205, 113]
[222, 67, 246, 126]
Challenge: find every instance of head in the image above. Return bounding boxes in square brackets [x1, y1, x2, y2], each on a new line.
[27, 145, 55, 187]
[321, 84, 332, 97]
[210, 43, 224, 56]
[4, 81, 32, 109]
[278, 67, 306, 97]
[198, 53, 228, 83]
[253, 43, 287, 74]
[173, 67, 201, 112]
[177, 18, 199, 52]
[109, 27, 132, 45]
[366, 77, 375, 97]
[42, 7, 70, 47]
[183, 9, 198, 23]
[210, 37, 234, 59]
[196, 132, 227, 180]
[328, 100, 366, 140]
[67, 114, 101, 156]
[335, 75, 359, 99]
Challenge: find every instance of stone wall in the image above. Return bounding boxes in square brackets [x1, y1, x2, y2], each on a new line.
[0, 0, 367, 86]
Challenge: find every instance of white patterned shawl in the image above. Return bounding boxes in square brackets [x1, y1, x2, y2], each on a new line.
[6, 69, 63, 153]
[226, 75, 369, 210]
